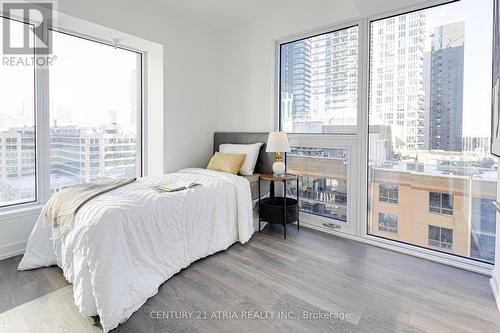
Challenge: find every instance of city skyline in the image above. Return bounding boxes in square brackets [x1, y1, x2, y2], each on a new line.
[280, 0, 497, 264]
[280, 0, 493, 139]
[0, 123, 137, 206]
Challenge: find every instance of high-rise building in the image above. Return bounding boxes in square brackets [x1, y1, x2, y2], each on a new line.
[310, 27, 358, 129]
[429, 22, 465, 152]
[462, 136, 491, 154]
[281, 39, 312, 128]
[369, 12, 426, 151]
[281, 27, 358, 132]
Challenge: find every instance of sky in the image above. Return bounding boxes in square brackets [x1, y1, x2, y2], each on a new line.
[0, 19, 34, 126]
[49, 31, 139, 129]
[0, 19, 139, 130]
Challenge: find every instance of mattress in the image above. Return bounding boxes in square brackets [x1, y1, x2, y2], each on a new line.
[18, 168, 255, 332]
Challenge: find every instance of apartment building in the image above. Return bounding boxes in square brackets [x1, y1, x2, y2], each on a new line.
[370, 11, 427, 151]
[50, 126, 137, 183]
[281, 27, 358, 132]
[0, 128, 36, 204]
[288, 147, 348, 222]
[280, 39, 312, 125]
[0, 125, 137, 203]
[368, 166, 496, 263]
[429, 22, 465, 152]
[286, 142, 496, 264]
[310, 26, 358, 128]
[0, 127, 35, 180]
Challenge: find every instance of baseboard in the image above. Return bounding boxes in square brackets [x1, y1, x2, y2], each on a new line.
[491, 274, 500, 313]
[0, 240, 26, 261]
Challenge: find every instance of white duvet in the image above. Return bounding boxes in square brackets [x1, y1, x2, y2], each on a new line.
[18, 168, 254, 332]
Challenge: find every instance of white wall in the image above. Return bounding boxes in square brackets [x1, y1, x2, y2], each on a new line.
[59, 0, 218, 172]
[214, 0, 429, 132]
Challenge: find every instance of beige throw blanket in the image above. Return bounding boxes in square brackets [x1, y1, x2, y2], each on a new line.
[43, 178, 136, 239]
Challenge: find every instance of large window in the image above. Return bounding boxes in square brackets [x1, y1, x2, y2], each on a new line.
[367, 0, 496, 263]
[280, 26, 358, 233]
[280, 26, 358, 133]
[0, 21, 142, 207]
[276, 0, 495, 268]
[0, 17, 36, 207]
[49, 31, 141, 193]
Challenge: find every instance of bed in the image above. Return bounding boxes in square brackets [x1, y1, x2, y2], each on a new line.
[213, 132, 274, 229]
[18, 132, 272, 332]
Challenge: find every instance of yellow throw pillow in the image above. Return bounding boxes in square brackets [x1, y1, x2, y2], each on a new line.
[207, 152, 246, 175]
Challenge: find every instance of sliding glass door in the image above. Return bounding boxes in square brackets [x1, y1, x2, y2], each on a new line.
[367, 0, 496, 263]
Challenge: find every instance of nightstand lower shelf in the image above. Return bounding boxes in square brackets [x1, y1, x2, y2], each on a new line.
[258, 197, 299, 239]
[259, 197, 298, 224]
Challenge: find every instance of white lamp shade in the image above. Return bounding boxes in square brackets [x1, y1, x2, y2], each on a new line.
[266, 131, 291, 153]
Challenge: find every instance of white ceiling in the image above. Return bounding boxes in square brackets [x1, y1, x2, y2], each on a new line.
[159, 0, 429, 31]
[160, 0, 295, 30]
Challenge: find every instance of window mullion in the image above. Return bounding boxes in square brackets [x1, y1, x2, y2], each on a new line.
[34, 27, 51, 205]
[136, 53, 144, 177]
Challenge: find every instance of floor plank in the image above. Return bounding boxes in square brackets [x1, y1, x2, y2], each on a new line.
[0, 225, 499, 332]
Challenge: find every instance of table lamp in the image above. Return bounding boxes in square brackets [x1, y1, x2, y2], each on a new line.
[266, 131, 291, 176]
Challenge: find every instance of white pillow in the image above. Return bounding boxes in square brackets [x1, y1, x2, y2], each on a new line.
[219, 143, 263, 176]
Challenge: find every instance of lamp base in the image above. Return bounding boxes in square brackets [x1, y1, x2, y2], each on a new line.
[272, 161, 286, 177]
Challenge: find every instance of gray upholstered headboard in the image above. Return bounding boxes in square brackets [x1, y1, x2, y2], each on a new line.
[213, 132, 273, 174]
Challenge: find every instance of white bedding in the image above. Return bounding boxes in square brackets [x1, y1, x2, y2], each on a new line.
[18, 168, 254, 332]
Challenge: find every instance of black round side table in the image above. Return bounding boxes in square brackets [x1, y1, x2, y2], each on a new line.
[258, 173, 299, 239]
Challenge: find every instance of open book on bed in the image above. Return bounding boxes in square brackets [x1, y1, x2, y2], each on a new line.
[153, 181, 201, 192]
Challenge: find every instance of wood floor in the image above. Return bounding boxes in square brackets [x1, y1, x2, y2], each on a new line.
[1, 225, 499, 332]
